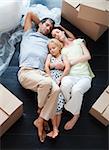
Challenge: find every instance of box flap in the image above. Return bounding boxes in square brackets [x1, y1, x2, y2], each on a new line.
[78, 4, 109, 26]
[102, 105, 109, 121]
[0, 109, 9, 126]
[0, 84, 23, 116]
[64, 0, 80, 8]
[92, 88, 109, 114]
[80, 0, 108, 11]
[106, 85, 109, 93]
[65, 0, 109, 10]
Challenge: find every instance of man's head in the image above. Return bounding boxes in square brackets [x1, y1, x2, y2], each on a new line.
[38, 18, 55, 36]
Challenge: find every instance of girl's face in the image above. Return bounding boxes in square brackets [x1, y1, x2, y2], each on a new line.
[48, 42, 61, 57]
[51, 29, 65, 42]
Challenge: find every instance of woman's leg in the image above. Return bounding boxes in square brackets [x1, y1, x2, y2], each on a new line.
[61, 76, 75, 102]
[62, 77, 92, 130]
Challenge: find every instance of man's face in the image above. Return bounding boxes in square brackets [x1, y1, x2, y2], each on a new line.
[38, 19, 53, 35]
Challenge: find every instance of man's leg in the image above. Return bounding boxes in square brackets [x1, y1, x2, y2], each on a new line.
[18, 68, 53, 142]
[18, 68, 52, 108]
[39, 79, 60, 121]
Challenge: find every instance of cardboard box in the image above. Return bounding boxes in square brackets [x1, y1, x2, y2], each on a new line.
[89, 86, 109, 126]
[0, 84, 23, 136]
[62, 0, 109, 41]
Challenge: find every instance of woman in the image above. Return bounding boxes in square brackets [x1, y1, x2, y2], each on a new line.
[51, 28, 95, 130]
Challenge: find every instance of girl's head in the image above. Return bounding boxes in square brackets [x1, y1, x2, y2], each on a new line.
[51, 27, 67, 42]
[48, 38, 64, 57]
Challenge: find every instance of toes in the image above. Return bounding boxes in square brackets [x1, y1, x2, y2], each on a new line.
[47, 131, 53, 137]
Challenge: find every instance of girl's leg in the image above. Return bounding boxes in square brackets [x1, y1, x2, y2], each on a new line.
[47, 114, 61, 138]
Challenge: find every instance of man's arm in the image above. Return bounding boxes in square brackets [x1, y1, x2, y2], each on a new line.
[24, 11, 40, 32]
[44, 54, 51, 76]
[70, 42, 91, 66]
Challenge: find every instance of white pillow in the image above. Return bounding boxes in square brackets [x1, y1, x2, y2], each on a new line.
[22, 4, 61, 26]
[0, 0, 23, 33]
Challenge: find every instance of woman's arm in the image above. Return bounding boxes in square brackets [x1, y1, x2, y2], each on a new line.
[59, 25, 75, 39]
[44, 54, 51, 76]
[61, 55, 70, 79]
[24, 11, 40, 32]
[70, 42, 91, 66]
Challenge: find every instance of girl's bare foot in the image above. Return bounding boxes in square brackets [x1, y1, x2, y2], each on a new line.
[47, 131, 53, 137]
[47, 128, 59, 138]
[52, 128, 59, 138]
[64, 115, 79, 130]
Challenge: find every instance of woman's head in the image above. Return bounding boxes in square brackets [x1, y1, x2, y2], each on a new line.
[48, 38, 64, 57]
[51, 27, 66, 42]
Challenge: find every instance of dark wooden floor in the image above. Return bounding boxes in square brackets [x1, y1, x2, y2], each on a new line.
[0, 18, 108, 150]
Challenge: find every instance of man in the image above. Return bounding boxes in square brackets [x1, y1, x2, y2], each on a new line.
[18, 12, 60, 142]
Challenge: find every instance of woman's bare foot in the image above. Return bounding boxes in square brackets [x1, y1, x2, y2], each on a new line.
[64, 115, 79, 130]
[33, 118, 46, 142]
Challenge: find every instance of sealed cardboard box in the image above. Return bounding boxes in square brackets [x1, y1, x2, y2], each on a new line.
[62, 0, 109, 41]
[0, 84, 23, 136]
[89, 86, 109, 126]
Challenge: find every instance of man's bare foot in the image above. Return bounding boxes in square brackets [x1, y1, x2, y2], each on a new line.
[33, 118, 46, 142]
[64, 115, 79, 130]
[47, 128, 59, 138]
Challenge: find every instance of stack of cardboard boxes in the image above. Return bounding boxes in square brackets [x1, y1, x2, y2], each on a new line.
[0, 84, 23, 136]
[62, 0, 109, 41]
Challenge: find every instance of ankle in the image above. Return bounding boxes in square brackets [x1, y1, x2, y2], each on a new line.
[53, 127, 58, 132]
[74, 114, 80, 119]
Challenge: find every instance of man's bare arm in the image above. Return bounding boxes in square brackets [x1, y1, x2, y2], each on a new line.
[24, 11, 40, 32]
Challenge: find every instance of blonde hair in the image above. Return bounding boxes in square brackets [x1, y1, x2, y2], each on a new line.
[48, 38, 64, 50]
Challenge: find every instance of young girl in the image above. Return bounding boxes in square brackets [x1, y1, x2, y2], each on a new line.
[45, 38, 70, 138]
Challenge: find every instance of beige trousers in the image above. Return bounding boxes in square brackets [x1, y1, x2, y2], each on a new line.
[18, 67, 60, 120]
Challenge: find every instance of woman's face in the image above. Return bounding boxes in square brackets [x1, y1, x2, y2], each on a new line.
[51, 29, 65, 42]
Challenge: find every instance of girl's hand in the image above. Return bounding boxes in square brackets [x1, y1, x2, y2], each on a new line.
[57, 79, 61, 86]
[55, 62, 65, 70]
